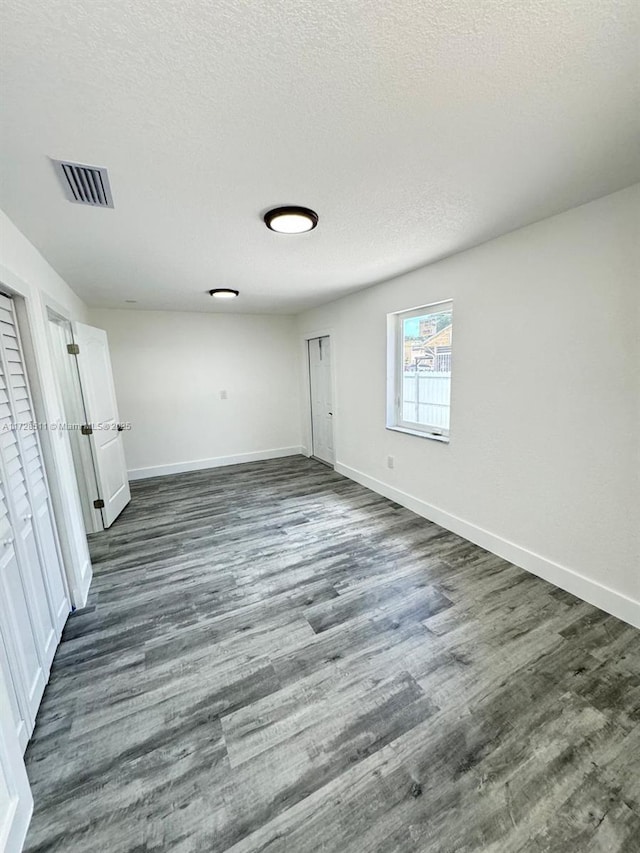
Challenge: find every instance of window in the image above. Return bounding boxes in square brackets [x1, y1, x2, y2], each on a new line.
[387, 300, 453, 441]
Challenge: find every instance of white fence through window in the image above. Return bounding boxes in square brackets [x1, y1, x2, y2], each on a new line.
[402, 371, 451, 430]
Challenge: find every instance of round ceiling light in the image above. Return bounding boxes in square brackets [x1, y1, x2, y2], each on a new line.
[209, 288, 239, 299]
[264, 206, 318, 234]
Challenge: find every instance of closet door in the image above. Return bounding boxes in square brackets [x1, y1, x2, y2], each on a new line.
[0, 297, 69, 638]
[0, 618, 29, 752]
[0, 462, 44, 736]
[0, 292, 70, 743]
[0, 663, 33, 853]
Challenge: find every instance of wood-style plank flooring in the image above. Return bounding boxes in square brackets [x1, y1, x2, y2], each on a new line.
[23, 456, 640, 852]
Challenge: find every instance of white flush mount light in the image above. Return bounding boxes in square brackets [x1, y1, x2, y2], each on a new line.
[264, 206, 318, 234]
[209, 288, 239, 299]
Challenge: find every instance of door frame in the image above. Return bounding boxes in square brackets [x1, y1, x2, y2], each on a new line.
[301, 328, 337, 464]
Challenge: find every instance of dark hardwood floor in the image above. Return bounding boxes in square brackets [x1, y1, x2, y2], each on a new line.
[23, 456, 640, 852]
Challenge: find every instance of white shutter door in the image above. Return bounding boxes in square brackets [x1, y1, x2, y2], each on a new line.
[0, 664, 33, 853]
[0, 292, 71, 745]
[0, 296, 69, 638]
[0, 629, 29, 752]
[0, 435, 44, 735]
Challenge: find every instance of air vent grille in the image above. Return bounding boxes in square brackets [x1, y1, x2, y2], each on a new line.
[51, 159, 114, 208]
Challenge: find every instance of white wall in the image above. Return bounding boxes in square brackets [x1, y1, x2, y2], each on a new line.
[297, 185, 640, 627]
[88, 309, 303, 478]
[0, 209, 92, 608]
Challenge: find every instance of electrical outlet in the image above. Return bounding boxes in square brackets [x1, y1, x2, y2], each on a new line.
[220, 390, 228, 400]
[387, 455, 394, 469]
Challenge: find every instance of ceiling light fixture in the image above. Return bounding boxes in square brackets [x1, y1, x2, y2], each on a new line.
[209, 288, 239, 299]
[264, 206, 318, 234]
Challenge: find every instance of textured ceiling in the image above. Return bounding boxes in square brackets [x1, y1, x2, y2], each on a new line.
[1, 0, 638, 314]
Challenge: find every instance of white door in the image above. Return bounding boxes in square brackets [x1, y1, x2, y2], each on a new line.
[0, 632, 29, 753]
[0, 295, 69, 644]
[0, 665, 33, 853]
[48, 316, 103, 534]
[0, 293, 71, 748]
[308, 336, 334, 466]
[72, 322, 130, 527]
[0, 451, 45, 741]
[0, 507, 43, 743]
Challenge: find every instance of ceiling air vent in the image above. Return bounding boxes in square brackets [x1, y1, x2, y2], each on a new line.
[51, 159, 114, 208]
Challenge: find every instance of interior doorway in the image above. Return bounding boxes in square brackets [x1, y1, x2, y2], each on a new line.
[307, 335, 334, 467]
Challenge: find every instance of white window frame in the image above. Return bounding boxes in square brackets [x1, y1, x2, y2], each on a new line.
[386, 299, 453, 443]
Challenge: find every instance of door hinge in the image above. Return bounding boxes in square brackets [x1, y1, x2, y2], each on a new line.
[93, 499, 105, 509]
[81, 424, 93, 435]
[66, 343, 80, 355]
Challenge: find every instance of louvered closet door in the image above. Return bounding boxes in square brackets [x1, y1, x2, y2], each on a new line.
[0, 293, 70, 742]
[0, 585, 31, 751]
[0, 373, 46, 739]
[0, 296, 69, 638]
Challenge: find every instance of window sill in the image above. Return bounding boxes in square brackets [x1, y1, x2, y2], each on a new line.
[386, 425, 450, 443]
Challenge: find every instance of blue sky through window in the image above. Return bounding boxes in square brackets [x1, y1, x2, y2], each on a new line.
[404, 317, 420, 336]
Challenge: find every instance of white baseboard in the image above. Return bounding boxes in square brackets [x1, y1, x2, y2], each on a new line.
[335, 462, 640, 630]
[128, 446, 304, 481]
